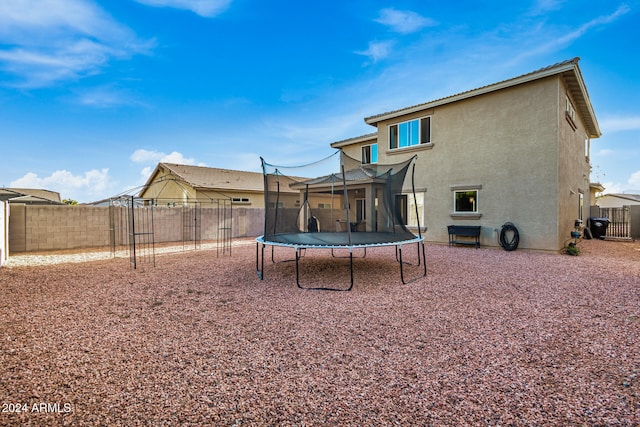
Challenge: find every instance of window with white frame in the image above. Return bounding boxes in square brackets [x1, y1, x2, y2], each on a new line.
[389, 116, 431, 149]
[584, 137, 590, 159]
[578, 191, 584, 222]
[454, 190, 478, 213]
[362, 143, 378, 164]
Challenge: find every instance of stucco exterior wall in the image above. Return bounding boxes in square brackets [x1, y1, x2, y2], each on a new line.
[556, 79, 593, 248]
[342, 76, 584, 251]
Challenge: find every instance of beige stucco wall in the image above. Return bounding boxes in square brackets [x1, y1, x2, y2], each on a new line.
[342, 76, 590, 251]
[556, 79, 593, 248]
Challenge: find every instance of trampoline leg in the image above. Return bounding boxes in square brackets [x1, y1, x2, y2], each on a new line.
[295, 247, 354, 291]
[256, 242, 265, 280]
[349, 250, 354, 290]
[295, 247, 301, 289]
[399, 241, 427, 284]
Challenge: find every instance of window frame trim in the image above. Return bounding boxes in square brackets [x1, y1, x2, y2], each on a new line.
[450, 185, 482, 219]
[388, 115, 432, 151]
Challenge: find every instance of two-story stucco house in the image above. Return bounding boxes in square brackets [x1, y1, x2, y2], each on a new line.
[331, 58, 601, 251]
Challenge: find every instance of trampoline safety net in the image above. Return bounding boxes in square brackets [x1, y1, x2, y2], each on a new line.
[261, 149, 420, 246]
[257, 149, 426, 291]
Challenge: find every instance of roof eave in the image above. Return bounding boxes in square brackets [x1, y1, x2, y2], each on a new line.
[330, 133, 377, 148]
[365, 61, 578, 125]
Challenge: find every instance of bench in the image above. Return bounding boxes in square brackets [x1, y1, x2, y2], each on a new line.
[447, 225, 481, 248]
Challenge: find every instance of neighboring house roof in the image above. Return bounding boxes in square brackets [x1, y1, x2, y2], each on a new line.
[141, 163, 267, 197]
[590, 182, 605, 193]
[331, 133, 377, 149]
[0, 188, 63, 204]
[599, 193, 640, 203]
[361, 57, 601, 139]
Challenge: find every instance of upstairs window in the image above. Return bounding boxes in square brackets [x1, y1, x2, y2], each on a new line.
[389, 116, 431, 149]
[565, 96, 577, 130]
[361, 143, 378, 164]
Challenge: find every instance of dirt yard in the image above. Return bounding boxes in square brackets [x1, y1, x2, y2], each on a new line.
[1, 239, 639, 426]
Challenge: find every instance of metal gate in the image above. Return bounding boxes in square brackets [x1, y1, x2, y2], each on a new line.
[595, 206, 631, 239]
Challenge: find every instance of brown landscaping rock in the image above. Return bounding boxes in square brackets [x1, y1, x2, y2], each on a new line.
[0, 239, 638, 425]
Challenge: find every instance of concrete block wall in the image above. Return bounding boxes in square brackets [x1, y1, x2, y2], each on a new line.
[8, 204, 266, 254]
[10, 205, 111, 252]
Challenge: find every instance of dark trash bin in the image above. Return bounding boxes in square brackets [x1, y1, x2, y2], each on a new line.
[588, 217, 610, 239]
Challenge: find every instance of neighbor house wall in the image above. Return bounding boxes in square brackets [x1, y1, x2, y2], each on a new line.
[142, 168, 197, 203]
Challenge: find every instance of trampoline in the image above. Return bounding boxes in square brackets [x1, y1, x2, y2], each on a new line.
[256, 149, 426, 291]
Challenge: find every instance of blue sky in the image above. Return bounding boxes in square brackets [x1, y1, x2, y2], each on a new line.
[1, 0, 639, 202]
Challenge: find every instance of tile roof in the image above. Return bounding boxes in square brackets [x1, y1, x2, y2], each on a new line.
[602, 193, 640, 203]
[0, 188, 63, 204]
[331, 132, 377, 149]
[159, 163, 265, 192]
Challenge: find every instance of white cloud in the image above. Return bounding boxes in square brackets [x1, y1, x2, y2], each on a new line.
[131, 149, 165, 163]
[134, 0, 231, 17]
[600, 116, 640, 133]
[374, 8, 437, 34]
[599, 171, 640, 195]
[131, 149, 206, 185]
[596, 149, 614, 156]
[139, 166, 153, 183]
[0, 0, 153, 88]
[74, 85, 147, 108]
[628, 171, 640, 189]
[529, 0, 566, 15]
[355, 41, 394, 63]
[130, 149, 203, 166]
[506, 4, 631, 64]
[10, 168, 111, 202]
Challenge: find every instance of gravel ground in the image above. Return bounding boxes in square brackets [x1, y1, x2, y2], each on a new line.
[1, 239, 639, 426]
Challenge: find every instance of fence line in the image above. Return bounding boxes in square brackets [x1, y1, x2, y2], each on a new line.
[595, 206, 631, 239]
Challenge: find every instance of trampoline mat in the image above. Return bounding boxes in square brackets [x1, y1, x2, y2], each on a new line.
[258, 231, 421, 248]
